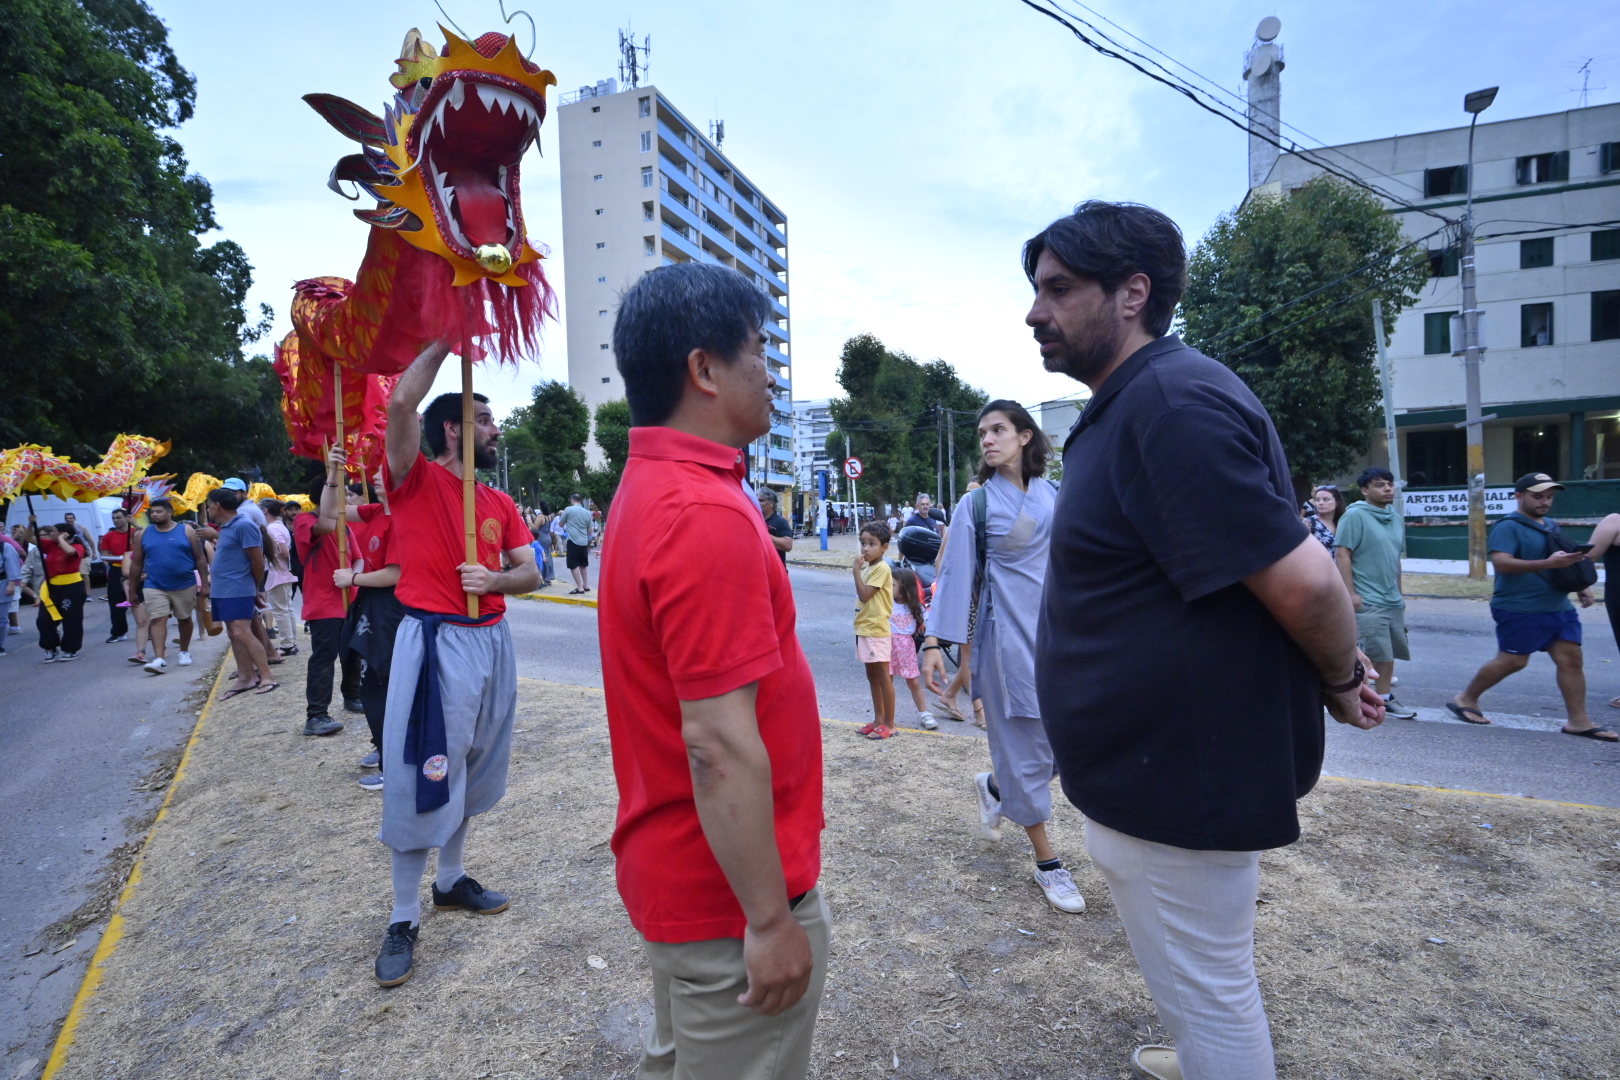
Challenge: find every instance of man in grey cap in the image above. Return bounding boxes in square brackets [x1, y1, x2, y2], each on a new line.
[1448, 473, 1615, 740]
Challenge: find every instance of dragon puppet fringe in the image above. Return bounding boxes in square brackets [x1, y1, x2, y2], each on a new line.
[275, 25, 558, 461]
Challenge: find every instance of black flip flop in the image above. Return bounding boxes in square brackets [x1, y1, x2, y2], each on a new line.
[1446, 702, 1491, 725]
[219, 682, 261, 700]
[1562, 725, 1619, 742]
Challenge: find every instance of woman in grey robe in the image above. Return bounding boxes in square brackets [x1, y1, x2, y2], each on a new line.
[923, 400, 1086, 914]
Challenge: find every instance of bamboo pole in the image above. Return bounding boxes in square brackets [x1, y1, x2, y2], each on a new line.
[462, 357, 478, 616]
[333, 367, 349, 611]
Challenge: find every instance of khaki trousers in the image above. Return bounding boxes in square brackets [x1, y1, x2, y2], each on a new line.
[639, 886, 829, 1080]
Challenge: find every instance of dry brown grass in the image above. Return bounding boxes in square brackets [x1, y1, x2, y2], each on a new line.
[51, 653, 1620, 1080]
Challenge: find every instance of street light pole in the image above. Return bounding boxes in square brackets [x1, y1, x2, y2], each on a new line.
[1459, 87, 1497, 579]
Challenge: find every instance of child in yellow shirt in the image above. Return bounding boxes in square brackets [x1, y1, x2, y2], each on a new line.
[853, 521, 896, 739]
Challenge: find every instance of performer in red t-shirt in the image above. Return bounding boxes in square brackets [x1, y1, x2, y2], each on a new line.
[100, 507, 135, 642]
[296, 465, 361, 737]
[328, 459, 406, 791]
[32, 520, 90, 661]
[368, 342, 539, 988]
[598, 264, 827, 1078]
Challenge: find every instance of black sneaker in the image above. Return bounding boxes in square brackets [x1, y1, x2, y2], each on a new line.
[374, 921, 418, 987]
[431, 875, 510, 915]
[58, 651, 79, 662]
[303, 715, 344, 737]
[343, 699, 365, 714]
[41, 649, 59, 663]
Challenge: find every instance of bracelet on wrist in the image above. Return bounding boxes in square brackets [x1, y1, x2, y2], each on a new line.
[1320, 658, 1365, 695]
[920, 644, 942, 652]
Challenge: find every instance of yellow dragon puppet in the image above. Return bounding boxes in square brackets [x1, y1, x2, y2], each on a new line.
[275, 25, 558, 464]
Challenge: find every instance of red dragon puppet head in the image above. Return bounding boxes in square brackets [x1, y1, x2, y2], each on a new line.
[309, 26, 557, 288]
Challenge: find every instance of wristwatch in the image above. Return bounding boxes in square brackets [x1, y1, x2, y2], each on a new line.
[1320, 659, 1365, 695]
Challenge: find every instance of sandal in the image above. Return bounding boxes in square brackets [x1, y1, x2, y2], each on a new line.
[220, 682, 261, 700]
[1446, 702, 1491, 725]
[254, 681, 281, 695]
[865, 726, 896, 740]
[857, 722, 878, 736]
[128, 652, 147, 665]
[278, 645, 299, 657]
[1562, 725, 1619, 742]
[933, 697, 966, 721]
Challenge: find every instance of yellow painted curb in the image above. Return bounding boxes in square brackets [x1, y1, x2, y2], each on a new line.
[42, 660, 229, 1080]
[1320, 774, 1615, 813]
[517, 590, 597, 609]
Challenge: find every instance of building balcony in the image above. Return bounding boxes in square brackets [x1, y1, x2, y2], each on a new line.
[661, 222, 714, 264]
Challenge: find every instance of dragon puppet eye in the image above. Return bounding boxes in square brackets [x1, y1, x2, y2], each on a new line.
[418, 78, 432, 92]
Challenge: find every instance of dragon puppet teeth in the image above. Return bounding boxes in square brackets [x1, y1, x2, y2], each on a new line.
[448, 77, 467, 111]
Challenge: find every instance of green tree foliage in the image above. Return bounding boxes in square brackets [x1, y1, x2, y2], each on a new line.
[1180, 177, 1429, 495]
[0, 0, 290, 484]
[501, 380, 589, 508]
[825, 335, 987, 509]
[580, 398, 631, 510]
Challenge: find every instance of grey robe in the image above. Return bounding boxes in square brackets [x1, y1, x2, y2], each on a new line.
[931, 474, 1057, 826]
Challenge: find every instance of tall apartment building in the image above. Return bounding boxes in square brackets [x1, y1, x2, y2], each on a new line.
[792, 398, 834, 489]
[557, 79, 794, 487]
[1243, 25, 1620, 484]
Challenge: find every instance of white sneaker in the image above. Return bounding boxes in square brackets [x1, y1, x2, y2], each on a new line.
[145, 656, 167, 674]
[974, 772, 1003, 841]
[1033, 865, 1087, 913]
[177, 651, 192, 666]
[919, 711, 938, 730]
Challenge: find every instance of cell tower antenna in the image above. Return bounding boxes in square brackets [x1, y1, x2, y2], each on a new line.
[618, 24, 650, 88]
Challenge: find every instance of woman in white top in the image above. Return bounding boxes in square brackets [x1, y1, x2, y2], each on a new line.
[260, 499, 300, 655]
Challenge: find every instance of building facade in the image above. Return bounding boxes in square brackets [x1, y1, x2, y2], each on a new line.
[792, 398, 834, 490]
[557, 80, 794, 487]
[1254, 101, 1620, 485]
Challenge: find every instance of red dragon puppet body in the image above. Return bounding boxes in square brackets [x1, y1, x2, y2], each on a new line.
[275, 26, 558, 467]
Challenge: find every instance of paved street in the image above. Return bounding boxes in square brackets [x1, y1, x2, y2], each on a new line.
[0, 603, 231, 1070]
[509, 565, 1620, 807]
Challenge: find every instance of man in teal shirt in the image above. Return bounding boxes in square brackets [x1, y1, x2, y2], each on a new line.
[1448, 473, 1615, 740]
[557, 493, 594, 595]
[1334, 468, 1416, 718]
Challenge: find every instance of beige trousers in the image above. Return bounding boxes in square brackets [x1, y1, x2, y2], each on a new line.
[639, 886, 829, 1080]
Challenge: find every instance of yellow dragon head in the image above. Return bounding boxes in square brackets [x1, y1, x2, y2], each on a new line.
[305, 26, 557, 287]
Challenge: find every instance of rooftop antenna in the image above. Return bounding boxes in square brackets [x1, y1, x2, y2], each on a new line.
[618, 24, 650, 88]
[709, 118, 725, 148]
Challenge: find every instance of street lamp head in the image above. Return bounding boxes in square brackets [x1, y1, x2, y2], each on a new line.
[1463, 87, 1498, 115]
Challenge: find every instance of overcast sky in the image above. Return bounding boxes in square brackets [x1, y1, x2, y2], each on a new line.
[150, 0, 1617, 421]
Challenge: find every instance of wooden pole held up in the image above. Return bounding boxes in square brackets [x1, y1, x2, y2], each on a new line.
[333, 367, 349, 611]
[462, 357, 478, 617]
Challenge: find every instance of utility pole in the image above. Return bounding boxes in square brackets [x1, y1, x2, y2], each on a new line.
[1460, 87, 1498, 580]
[1371, 299, 1405, 540]
[946, 407, 957, 510]
[935, 404, 944, 507]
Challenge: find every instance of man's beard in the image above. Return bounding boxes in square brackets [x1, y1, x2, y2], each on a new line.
[473, 439, 498, 470]
[1038, 302, 1127, 384]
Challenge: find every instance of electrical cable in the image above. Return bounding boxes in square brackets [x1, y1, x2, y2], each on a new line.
[1047, 0, 1429, 199]
[1015, 0, 1456, 223]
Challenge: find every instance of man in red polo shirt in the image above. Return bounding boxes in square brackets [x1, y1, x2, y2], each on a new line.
[296, 463, 361, 737]
[599, 263, 827, 1080]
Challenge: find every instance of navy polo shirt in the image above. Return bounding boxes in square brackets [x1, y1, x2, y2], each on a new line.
[1036, 335, 1320, 852]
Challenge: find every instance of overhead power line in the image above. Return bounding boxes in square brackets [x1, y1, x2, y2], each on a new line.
[1015, 0, 1456, 223]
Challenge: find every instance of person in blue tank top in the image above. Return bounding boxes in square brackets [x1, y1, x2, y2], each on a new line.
[126, 498, 209, 675]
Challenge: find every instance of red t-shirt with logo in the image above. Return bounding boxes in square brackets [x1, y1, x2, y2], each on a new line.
[355, 503, 395, 572]
[383, 453, 528, 619]
[42, 540, 87, 579]
[599, 427, 824, 944]
[294, 513, 357, 620]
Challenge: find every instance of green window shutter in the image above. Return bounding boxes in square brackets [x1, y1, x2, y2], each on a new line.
[1593, 229, 1620, 261]
[1552, 150, 1569, 182]
[1424, 311, 1455, 355]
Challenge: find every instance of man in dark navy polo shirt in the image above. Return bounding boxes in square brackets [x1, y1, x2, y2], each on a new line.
[1026, 201, 1385, 1080]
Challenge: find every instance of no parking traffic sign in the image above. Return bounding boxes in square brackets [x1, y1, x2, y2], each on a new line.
[843, 457, 863, 479]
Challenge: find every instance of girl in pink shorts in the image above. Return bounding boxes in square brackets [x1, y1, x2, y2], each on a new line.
[890, 567, 937, 730]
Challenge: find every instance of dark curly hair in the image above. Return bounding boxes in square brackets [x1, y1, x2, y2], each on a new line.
[974, 400, 1051, 486]
[859, 520, 892, 545]
[1022, 200, 1186, 337]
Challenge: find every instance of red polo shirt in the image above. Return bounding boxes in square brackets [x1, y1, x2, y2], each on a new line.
[599, 427, 824, 943]
[294, 513, 357, 620]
